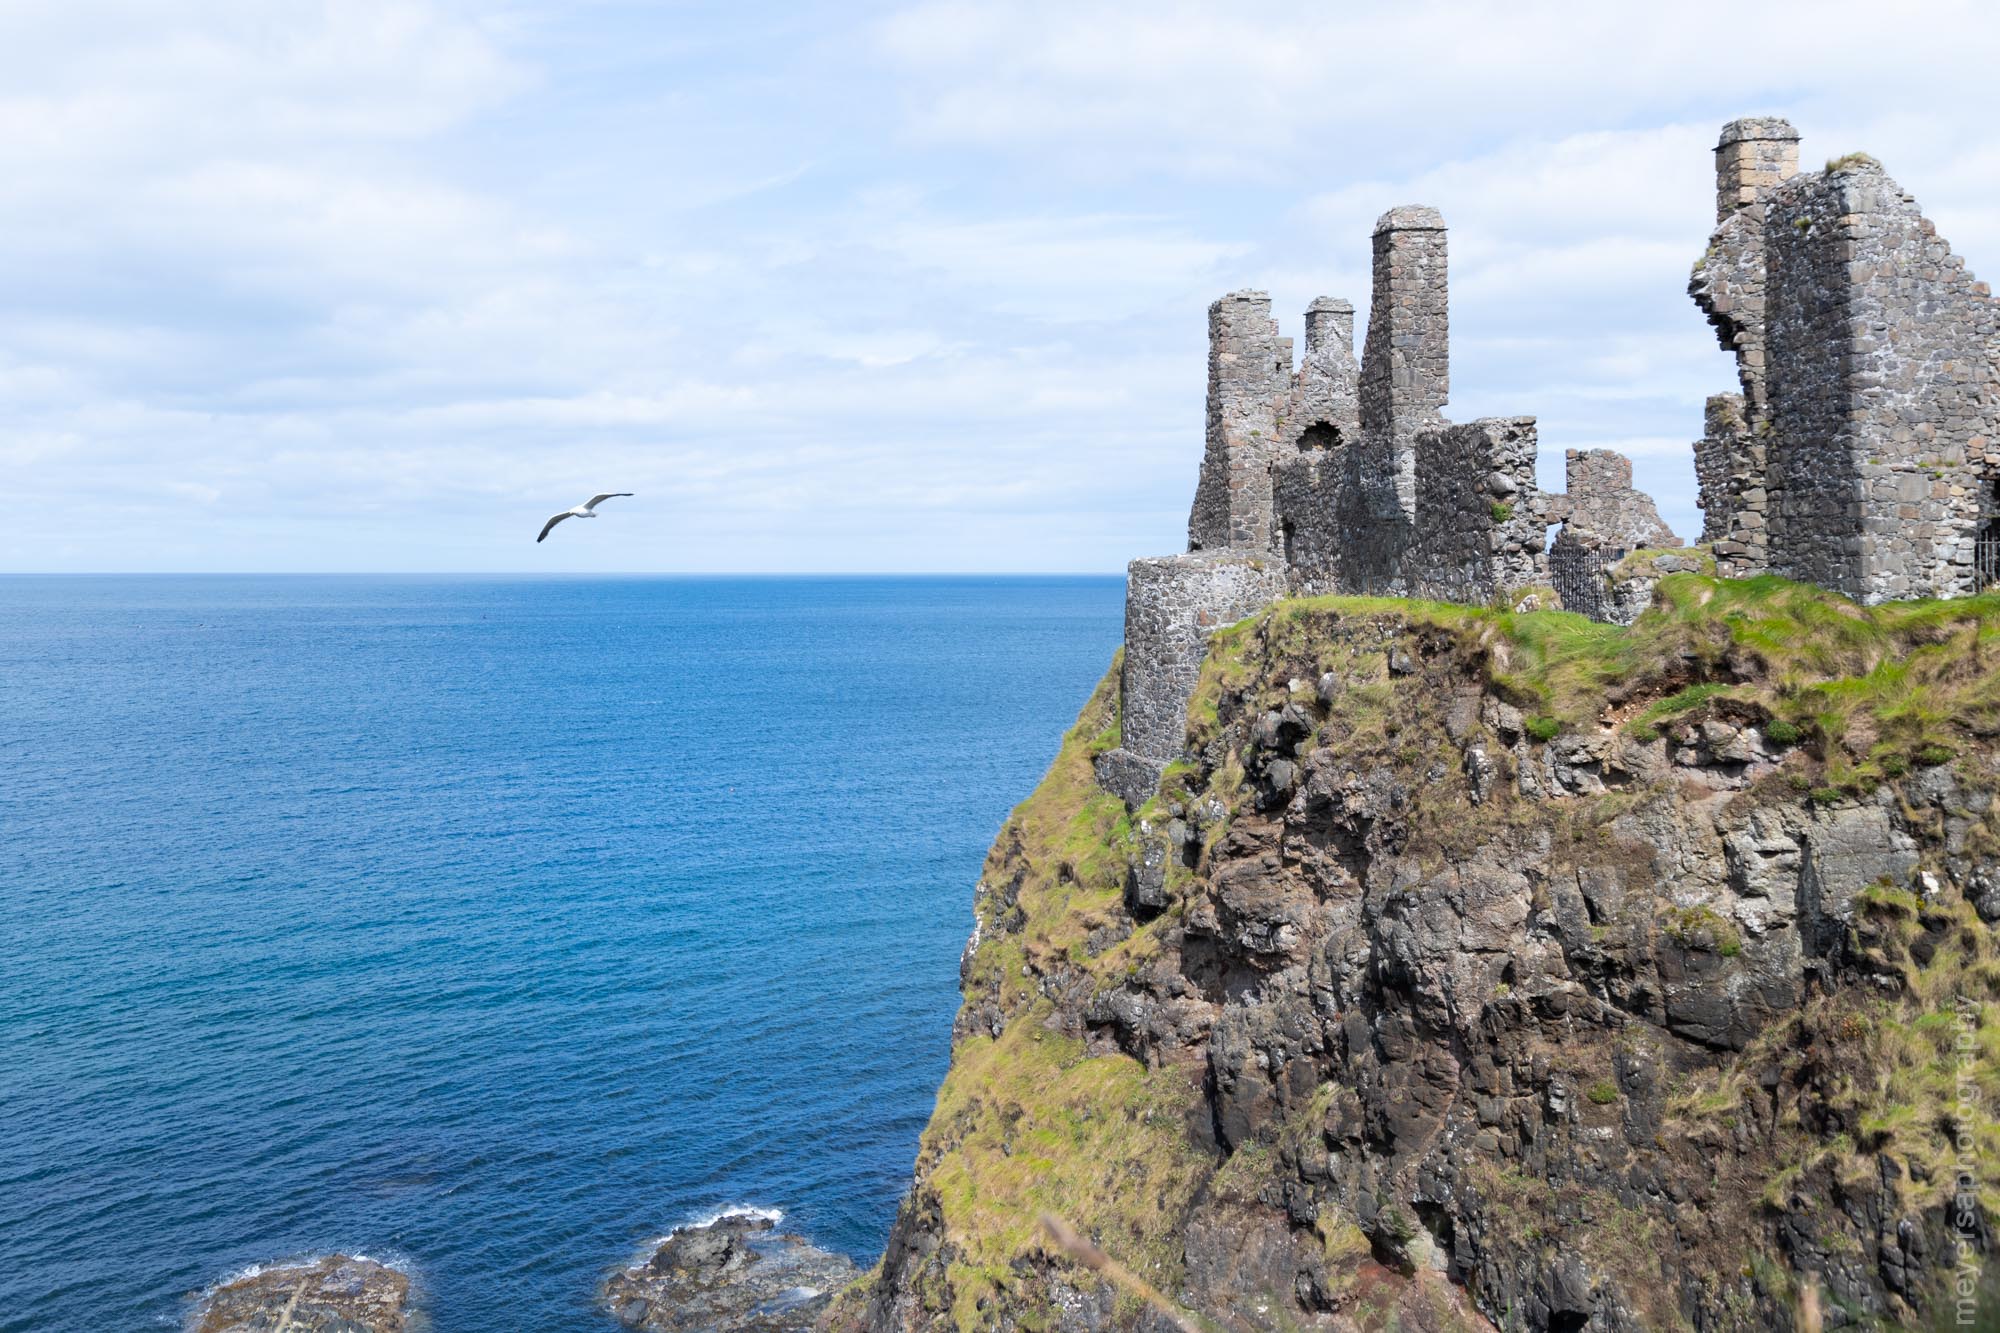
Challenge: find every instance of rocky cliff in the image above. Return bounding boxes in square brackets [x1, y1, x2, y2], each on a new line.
[831, 576, 2000, 1331]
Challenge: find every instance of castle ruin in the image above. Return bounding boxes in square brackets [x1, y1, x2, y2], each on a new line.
[1095, 117, 2000, 807]
[1692, 118, 2000, 602]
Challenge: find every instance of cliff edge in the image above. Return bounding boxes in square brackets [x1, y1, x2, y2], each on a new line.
[832, 575, 2000, 1330]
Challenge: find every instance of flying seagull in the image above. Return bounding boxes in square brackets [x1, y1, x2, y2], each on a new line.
[538, 492, 633, 543]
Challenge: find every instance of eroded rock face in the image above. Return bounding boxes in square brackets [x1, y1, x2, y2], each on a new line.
[192, 1255, 413, 1333]
[849, 604, 2000, 1331]
[604, 1213, 858, 1332]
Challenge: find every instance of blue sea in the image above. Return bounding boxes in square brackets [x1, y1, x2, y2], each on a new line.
[0, 575, 1124, 1333]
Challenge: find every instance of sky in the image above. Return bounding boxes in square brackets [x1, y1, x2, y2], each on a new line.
[5, 1, 2000, 573]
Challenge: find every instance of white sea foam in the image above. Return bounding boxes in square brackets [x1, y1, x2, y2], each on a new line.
[680, 1203, 784, 1231]
[199, 1250, 408, 1297]
[631, 1204, 786, 1259]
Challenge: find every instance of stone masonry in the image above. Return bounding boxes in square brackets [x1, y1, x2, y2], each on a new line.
[1692, 392, 1761, 565]
[1360, 207, 1450, 523]
[1692, 118, 2000, 602]
[1100, 112, 2000, 809]
[1107, 204, 1674, 803]
[1557, 449, 1679, 552]
[1188, 292, 1291, 554]
[1406, 417, 1550, 603]
[1688, 119, 1795, 578]
[1093, 552, 1287, 808]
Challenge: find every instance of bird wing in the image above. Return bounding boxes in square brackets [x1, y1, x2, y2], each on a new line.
[537, 511, 572, 543]
[582, 492, 633, 510]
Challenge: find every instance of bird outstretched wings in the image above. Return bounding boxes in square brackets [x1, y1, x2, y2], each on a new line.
[536, 492, 635, 542]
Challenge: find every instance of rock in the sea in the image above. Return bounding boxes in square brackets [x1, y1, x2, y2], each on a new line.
[193, 1254, 413, 1332]
[602, 1212, 859, 1332]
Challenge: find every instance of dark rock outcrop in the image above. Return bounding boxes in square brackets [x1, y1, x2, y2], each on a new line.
[192, 1255, 414, 1332]
[837, 587, 2000, 1331]
[605, 1212, 858, 1332]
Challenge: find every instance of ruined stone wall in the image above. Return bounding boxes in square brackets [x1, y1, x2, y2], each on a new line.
[1691, 119, 1799, 430]
[1095, 552, 1287, 806]
[1762, 159, 2000, 602]
[1281, 296, 1361, 450]
[1691, 118, 2000, 602]
[1693, 392, 1765, 570]
[1562, 448, 1678, 550]
[1271, 451, 1344, 595]
[1405, 417, 1546, 602]
[1359, 207, 1449, 522]
[1548, 526, 1609, 621]
[1188, 292, 1292, 554]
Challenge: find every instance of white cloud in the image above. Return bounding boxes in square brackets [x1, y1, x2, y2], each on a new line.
[5, 1, 2000, 571]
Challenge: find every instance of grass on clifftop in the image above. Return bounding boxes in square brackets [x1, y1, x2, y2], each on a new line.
[1190, 573, 2000, 800]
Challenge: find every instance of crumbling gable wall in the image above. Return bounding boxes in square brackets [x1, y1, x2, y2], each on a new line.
[1761, 158, 2000, 601]
[1690, 118, 1797, 576]
[1559, 448, 1679, 551]
[1406, 417, 1547, 602]
[1691, 118, 2000, 603]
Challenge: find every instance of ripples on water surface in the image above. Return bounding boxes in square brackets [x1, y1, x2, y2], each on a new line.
[0, 575, 1124, 1332]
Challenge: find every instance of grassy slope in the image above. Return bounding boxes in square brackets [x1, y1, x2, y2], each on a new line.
[911, 661, 1211, 1326]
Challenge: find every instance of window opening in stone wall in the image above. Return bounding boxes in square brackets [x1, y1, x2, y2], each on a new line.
[1980, 477, 2000, 590]
[1299, 421, 1342, 452]
[1282, 520, 1297, 568]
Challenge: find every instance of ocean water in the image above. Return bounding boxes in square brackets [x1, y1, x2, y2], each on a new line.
[0, 575, 1124, 1333]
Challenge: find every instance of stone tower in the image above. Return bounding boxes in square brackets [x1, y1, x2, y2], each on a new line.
[1759, 158, 2000, 601]
[1187, 291, 1291, 554]
[1688, 117, 1800, 576]
[1359, 206, 1449, 521]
